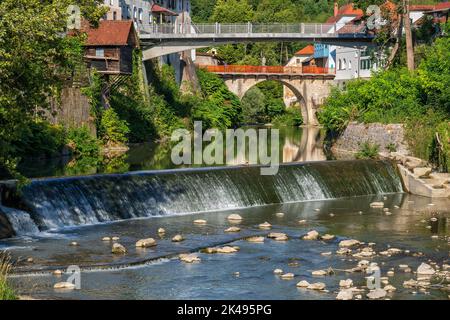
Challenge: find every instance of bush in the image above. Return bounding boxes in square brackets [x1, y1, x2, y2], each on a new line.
[272, 108, 303, 127]
[429, 121, 449, 172]
[99, 108, 130, 145]
[356, 142, 380, 159]
[66, 126, 100, 157]
[0, 252, 16, 300]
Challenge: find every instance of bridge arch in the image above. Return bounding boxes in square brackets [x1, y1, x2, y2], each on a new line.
[238, 79, 310, 125]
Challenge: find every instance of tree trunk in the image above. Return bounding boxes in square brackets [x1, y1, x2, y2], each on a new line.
[404, 0, 415, 70]
[386, 13, 403, 69]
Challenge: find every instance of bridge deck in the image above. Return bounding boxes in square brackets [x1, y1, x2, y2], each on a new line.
[198, 65, 336, 77]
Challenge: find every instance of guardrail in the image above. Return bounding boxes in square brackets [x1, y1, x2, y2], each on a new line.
[139, 23, 366, 35]
[198, 65, 335, 75]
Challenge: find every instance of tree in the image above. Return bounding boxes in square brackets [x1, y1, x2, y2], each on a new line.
[210, 0, 254, 23]
[0, 0, 106, 177]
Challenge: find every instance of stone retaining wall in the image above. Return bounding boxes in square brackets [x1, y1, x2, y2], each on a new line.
[332, 122, 410, 156]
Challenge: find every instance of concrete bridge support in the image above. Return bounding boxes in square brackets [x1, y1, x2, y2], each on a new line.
[222, 75, 334, 126]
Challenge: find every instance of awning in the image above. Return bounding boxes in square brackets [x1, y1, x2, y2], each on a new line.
[151, 4, 178, 16]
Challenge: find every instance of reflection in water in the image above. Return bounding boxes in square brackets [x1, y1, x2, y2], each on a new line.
[16, 127, 327, 179]
[283, 126, 326, 162]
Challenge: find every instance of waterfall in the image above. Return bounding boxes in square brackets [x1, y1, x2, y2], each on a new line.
[0, 160, 403, 236]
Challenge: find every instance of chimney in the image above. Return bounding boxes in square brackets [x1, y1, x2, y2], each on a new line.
[334, 1, 339, 17]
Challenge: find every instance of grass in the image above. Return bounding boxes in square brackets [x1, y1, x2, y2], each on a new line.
[0, 252, 17, 300]
[356, 142, 380, 160]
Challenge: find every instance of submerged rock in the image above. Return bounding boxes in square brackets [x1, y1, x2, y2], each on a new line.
[112, 243, 127, 254]
[69, 242, 79, 246]
[54, 282, 76, 290]
[225, 226, 241, 233]
[227, 214, 243, 222]
[246, 236, 265, 243]
[258, 222, 272, 229]
[321, 251, 332, 256]
[204, 246, 239, 254]
[267, 232, 287, 239]
[275, 212, 285, 217]
[302, 230, 319, 240]
[157, 228, 166, 234]
[172, 234, 185, 242]
[135, 238, 157, 248]
[274, 234, 288, 241]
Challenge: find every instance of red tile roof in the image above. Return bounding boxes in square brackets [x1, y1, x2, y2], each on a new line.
[151, 4, 178, 16]
[83, 20, 135, 46]
[326, 4, 364, 23]
[295, 45, 314, 56]
[434, 2, 450, 10]
[409, 5, 434, 11]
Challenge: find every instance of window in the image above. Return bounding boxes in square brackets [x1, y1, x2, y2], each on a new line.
[95, 48, 104, 57]
[110, 0, 114, 6]
[139, 8, 143, 22]
[113, 11, 117, 20]
[348, 60, 352, 70]
[133, 6, 137, 20]
[343, 59, 347, 70]
[296, 58, 301, 65]
[338, 59, 342, 70]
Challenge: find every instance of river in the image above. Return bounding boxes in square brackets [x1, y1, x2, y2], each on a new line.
[0, 126, 449, 300]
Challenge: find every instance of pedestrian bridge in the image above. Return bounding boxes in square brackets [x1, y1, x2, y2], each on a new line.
[198, 65, 336, 126]
[139, 22, 374, 59]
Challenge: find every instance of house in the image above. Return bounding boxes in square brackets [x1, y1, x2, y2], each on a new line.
[194, 50, 224, 66]
[285, 45, 315, 67]
[103, 0, 122, 21]
[83, 20, 139, 75]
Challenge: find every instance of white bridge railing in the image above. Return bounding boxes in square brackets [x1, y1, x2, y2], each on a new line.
[139, 23, 367, 36]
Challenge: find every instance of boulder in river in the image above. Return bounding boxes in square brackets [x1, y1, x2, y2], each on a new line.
[296, 280, 309, 288]
[258, 222, 272, 229]
[367, 288, 387, 299]
[273, 268, 283, 275]
[158, 228, 166, 234]
[275, 212, 285, 217]
[193, 219, 207, 225]
[280, 273, 294, 280]
[225, 226, 241, 233]
[216, 246, 239, 254]
[112, 243, 127, 254]
[54, 282, 76, 290]
[267, 232, 287, 239]
[307, 282, 326, 290]
[246, 236, 265, 243]
[179, 254, 201, 263]
[312, 270, 327, 276]
[370, 202, 384, 208]
[339, 239, 360, 247]
[321, 234, 335, 241]
[53, 270, 63, 276]
[302, 230, 319, 240]
[417, 263, 435, 275]
[336, 289, 353, 300]
[384, 285, 397, 292]
[227, 214, 243, 222]
[172, 234, 185, 242]
[339, 279, 353, 288]
[102, 237, 111, 241]
[135, 238, 157, 248]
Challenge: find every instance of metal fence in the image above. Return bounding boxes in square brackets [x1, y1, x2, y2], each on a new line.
[139, 23, 366, 35]
[197, 65, 335, 75]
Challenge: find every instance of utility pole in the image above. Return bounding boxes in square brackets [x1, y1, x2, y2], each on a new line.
[404, 0, 415, 70]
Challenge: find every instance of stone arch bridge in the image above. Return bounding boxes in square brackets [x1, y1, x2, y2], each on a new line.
[200, 65, 335, 126]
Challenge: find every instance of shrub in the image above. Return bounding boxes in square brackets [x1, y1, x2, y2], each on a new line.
[272, 109, 303, 127]
[66, 126, 100, 157]
[356, 142, 380, 159]
[0, 252, 16, 300]
[386, 142, 397, 153]
[99, 108, 130, 145]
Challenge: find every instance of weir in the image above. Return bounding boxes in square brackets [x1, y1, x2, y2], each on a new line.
[0, 160, 403, 238]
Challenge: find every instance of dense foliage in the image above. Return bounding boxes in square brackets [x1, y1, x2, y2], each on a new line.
[318, 24, 450, 170]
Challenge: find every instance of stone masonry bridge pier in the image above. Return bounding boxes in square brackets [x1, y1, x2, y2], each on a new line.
[199, 65, 336, 126]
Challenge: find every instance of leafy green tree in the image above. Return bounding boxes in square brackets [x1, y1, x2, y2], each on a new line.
[100, 108, 130, 145]
[210, 0, 254, 23]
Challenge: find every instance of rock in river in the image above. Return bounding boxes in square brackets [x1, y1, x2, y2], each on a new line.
[417, 263, 435, 275]
[307, 282, 326, 291]
[179, 254, 201, 263]
[336, 289, 353, 300]
[246, 236, 264, 243]
[225, 226, 241, 233]
[370, 202, 384, 208]
[158, 228, 166, 234]
[312, 270, 328, 276]
[367, 288, 387, 299]
[267, 232, 287, 239]
[302, 230, 319, 240]
[227, 214, 243, 222]
[54, 282, 76, 290]
[193, 219, 207, 225]
[296, 280, 310, 288]
[339, 279, 353, 288]
[258, 222, 272, 229]
[273, 269, 283, 275]
[280, 273, 294, 280]
[135, 238, 157, 248]
[172, 234, 185, 242]
[321, 234, 335, 241]
[112, 243, 127, 254]
[339, 239, 361, 248]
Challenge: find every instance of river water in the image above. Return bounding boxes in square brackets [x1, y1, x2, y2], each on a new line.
[1, 126, 449, 300]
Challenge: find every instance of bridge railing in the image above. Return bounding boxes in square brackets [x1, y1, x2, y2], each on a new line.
[139, 23, 366, 35]
[197, 65, 335, 75]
